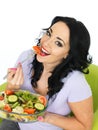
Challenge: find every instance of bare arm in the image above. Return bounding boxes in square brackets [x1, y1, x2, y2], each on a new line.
[40, 96, 93, 130]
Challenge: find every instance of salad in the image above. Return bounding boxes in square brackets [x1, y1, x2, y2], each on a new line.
[0, 90, 47, 122]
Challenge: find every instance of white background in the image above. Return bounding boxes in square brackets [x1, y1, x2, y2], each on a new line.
[0, 0, 98, 84]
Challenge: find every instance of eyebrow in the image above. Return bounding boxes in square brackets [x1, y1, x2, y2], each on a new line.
[56, 37, 65, 45]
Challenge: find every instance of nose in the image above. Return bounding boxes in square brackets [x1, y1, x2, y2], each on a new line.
[42, 37, 53, 48]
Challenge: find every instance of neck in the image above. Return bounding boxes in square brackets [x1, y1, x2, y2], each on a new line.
[43, 63, 58, 73]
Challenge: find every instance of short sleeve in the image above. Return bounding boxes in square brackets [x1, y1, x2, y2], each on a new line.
[14, 49, 33, 66]
[67, 71, 92, 102]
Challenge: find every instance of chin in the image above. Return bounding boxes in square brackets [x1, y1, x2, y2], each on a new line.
[36, 55, 44, 63]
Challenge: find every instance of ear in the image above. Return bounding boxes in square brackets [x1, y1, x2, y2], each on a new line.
[63, 54, 68, 59]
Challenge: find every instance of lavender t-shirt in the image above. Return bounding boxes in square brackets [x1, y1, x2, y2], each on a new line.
[15, 49, 92, 130]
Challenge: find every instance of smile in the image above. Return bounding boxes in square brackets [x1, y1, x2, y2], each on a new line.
[40, 47, 50, 56]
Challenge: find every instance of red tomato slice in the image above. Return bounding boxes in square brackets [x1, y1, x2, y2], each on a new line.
[38, 96, 47, 106]
[0, 96, 4, 100]
[5, 90, 14, 95]
[32, 46, 41, 54]
[4, 104, 12, 112]
[24, 108, 36, 114]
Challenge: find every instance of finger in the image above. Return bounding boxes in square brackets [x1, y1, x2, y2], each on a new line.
[7, 68, 17, 79]
[9, 68, 17, 71]
[15, 74, 24, 86]
[7, 71, 16, 80]
[12, 64, 24, 86]
[12, 64, 21, 81]
[7, 66, 20, 85]
[37, 116, 44, 121]
[8, 68, 17, 73]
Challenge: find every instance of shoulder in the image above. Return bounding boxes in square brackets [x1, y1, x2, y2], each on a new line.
[18, 49, 33, 58]
[15, 49, 34, 64]
[62, 71, 92, 102]
[62, 71, 85, 84]
[62, 71, 87, 91]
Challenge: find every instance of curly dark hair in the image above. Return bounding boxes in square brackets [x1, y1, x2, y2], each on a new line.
[31, 16, 92, 99]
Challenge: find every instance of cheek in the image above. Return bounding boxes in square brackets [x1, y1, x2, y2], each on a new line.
[52, 50, 68, 61]
[52, 49, 66, 57]
[40, 36, 48, 44]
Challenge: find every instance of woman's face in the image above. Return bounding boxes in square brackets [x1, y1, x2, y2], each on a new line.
[37, 21, 70, 66]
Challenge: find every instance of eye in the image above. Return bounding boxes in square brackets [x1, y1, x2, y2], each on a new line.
[55, 41, 63, 47]
[46, 30, 51, 37]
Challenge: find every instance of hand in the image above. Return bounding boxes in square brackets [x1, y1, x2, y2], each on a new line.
[37, 111, 56, 124]
[7, 63, 24, 90]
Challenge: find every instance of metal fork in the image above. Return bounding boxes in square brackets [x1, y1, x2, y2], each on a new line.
[3, 51, 35, 80]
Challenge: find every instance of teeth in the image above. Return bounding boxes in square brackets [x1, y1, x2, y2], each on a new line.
[42, 48, 49, 54]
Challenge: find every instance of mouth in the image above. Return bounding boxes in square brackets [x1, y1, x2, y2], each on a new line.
[40, 47, 50, 56]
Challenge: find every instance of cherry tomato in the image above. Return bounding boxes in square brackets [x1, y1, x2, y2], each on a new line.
[24, 108, 36, 114]
[0, 96, 4, 100]
[32, 46, 41, 54]
[4, 104, 12, 112]
[38, 96, 47, 106]
[5, 90, 14, 95]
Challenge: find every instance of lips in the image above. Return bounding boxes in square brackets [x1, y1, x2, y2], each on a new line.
[40, 47, 50, 56]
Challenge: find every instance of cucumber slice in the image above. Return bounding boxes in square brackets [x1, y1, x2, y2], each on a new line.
[8, 95, 18, 103]
[11, 102, 19, 108]
[34, 103, 44, 110]
[18, 97, 25, 103]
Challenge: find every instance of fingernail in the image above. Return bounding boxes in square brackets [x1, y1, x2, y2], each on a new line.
[8, 68, 17, 70]
[37, 116, 43, 121]
[18, 62, 22, 67]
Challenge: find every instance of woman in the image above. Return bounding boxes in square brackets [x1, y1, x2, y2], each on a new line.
[0, 16, 93, 130]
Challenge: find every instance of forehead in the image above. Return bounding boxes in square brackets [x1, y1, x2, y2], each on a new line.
[51, 21, 70, 44]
